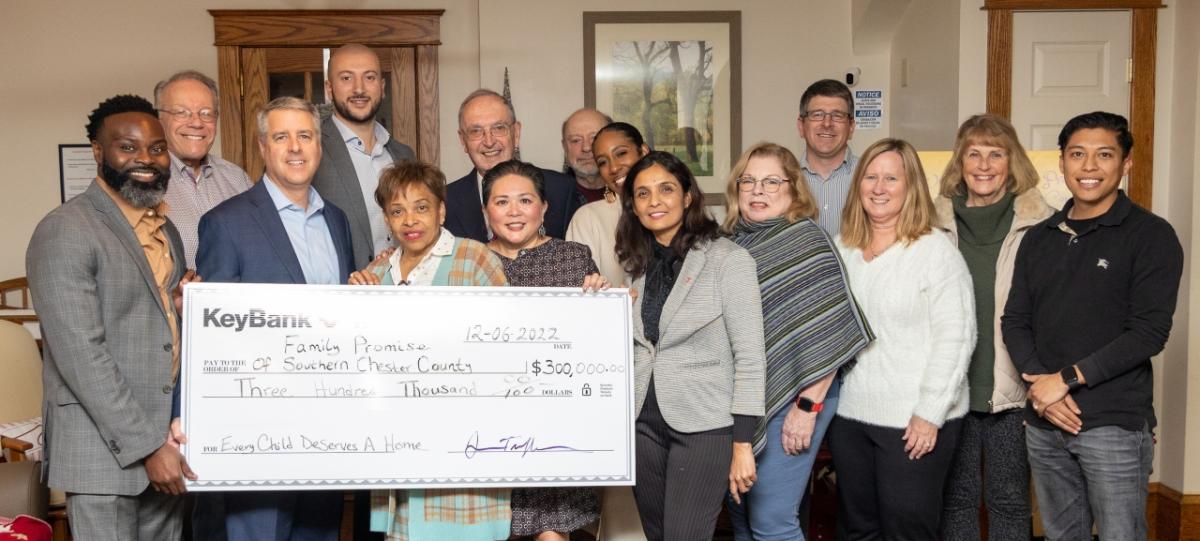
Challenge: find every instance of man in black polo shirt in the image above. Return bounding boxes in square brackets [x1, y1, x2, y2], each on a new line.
[1001, 111, 1183, 540]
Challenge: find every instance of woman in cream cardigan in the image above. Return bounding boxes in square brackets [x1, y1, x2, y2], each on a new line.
[935, 115, 1054, 541]
[831, 138, 976, 539]
[567, 122, 650, 286]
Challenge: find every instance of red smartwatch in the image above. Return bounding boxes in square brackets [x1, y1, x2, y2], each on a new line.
[796, 395, 824, 413]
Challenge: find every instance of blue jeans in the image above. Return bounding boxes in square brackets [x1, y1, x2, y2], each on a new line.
[726, 377, 840, 541]
[1026, 423, 1153, 541]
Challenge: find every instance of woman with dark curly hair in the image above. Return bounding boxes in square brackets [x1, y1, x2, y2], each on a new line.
[354, 161, 512, 541]
[567, 122, 650, 286]
[616, 151, 766, 540]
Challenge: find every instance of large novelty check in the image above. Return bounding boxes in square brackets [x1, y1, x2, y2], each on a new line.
[181, 283, 634, 491]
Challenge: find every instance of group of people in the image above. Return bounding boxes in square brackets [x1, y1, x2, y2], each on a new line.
[25, 41, 1183, 541]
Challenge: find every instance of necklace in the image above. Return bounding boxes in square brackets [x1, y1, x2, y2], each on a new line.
[869, 239, 896, 259]
[490, 234, 547, 259]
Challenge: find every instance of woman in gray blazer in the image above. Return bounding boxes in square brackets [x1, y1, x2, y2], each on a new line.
[614, 151, 767, 541]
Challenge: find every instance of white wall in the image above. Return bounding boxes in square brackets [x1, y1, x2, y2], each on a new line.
[1186, 52, 1200, 494]
[475, 0, 891, 174]
[0, 0, 483, 282]
[957, 0, 987, 123]
[0, 0, 891, 281]
[889, 0, 960, 149]
[1152, 0, 1200, 493]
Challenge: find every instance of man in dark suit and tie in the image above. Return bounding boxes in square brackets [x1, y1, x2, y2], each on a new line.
[444, 89, 579, 242]
[312, 44, 416, 269]
[27, 94, 194, 540]
[191, 96, 353, 541]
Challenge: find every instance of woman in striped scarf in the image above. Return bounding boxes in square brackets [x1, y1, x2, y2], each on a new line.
[721, 142, 873, 540]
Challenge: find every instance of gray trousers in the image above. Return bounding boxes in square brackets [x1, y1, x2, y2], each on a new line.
[633, 390, 732, 541]
[66, 488, 184, 541]
[942, 410, 1031, 541]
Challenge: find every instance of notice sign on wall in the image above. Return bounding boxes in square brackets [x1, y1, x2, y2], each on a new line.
[854, 90, 884, 130]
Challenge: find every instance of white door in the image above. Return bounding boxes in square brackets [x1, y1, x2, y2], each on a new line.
[1011, 11, 1131, 150]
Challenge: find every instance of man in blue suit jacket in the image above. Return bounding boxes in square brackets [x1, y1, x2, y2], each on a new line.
[189, 97, 353, 541]
[444, 89, 579, 242]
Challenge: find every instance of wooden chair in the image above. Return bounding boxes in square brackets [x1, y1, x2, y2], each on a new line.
[0, 435, 34, 462]
[0, 277, 31, 310]
[0, 320, 41, 427]
[0, 319, 50, 524]
[0, 438, 47, 523]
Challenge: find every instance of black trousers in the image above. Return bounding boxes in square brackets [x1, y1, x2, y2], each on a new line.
[633, 392, 733, 541]
[828, 415, 963, 541]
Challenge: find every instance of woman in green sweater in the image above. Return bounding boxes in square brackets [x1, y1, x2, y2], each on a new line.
[936, 114, 1054, 541]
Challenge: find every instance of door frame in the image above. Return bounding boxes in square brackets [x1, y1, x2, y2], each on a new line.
[209, 9, 444, 175]
[983, 0, 1163, 207]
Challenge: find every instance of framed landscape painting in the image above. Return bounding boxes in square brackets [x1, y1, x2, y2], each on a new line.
[584, 11, 741, 199]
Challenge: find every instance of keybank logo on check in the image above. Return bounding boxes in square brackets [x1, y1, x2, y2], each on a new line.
[202, 308, 313, 332]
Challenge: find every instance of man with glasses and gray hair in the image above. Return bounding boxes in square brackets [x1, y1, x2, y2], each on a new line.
[444, 89, 579, 242]
[796, 79, 857, 236]
[154, 70, 252, 268]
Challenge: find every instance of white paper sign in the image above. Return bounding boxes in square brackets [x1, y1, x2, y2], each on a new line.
[853, 89, 884, 130]
[182, 283, 635, 491]
[58, 144, 95, 203]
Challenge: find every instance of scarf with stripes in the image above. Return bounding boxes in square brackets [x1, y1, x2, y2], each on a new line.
[730, 217, 874, 454]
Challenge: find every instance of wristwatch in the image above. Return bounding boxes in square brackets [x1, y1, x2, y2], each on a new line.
[796, 396, 824, 413]
[1060, 366, 1083, 392]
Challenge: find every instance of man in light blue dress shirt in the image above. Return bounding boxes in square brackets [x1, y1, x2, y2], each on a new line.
[312, 44, 416, 269]
[797, 79, 859, 237]
[261, 177, 340, 285]
[186, 97, 354, 541]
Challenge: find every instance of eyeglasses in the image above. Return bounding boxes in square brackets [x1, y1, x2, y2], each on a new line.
[801, 110, 851, 124]
[463, 122, 513, 141]
[158, 108, 218, 124]
[736, 176, 789, 193]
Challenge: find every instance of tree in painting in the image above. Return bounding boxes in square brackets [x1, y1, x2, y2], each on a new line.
[611, 40, 714, 175]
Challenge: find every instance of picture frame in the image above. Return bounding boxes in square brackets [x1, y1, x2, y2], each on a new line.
[584, 11, 741, 201]
[59, 144, 94, 203]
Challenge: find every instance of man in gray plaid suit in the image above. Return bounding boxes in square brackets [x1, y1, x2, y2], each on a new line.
[27, 95, 196, 540]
